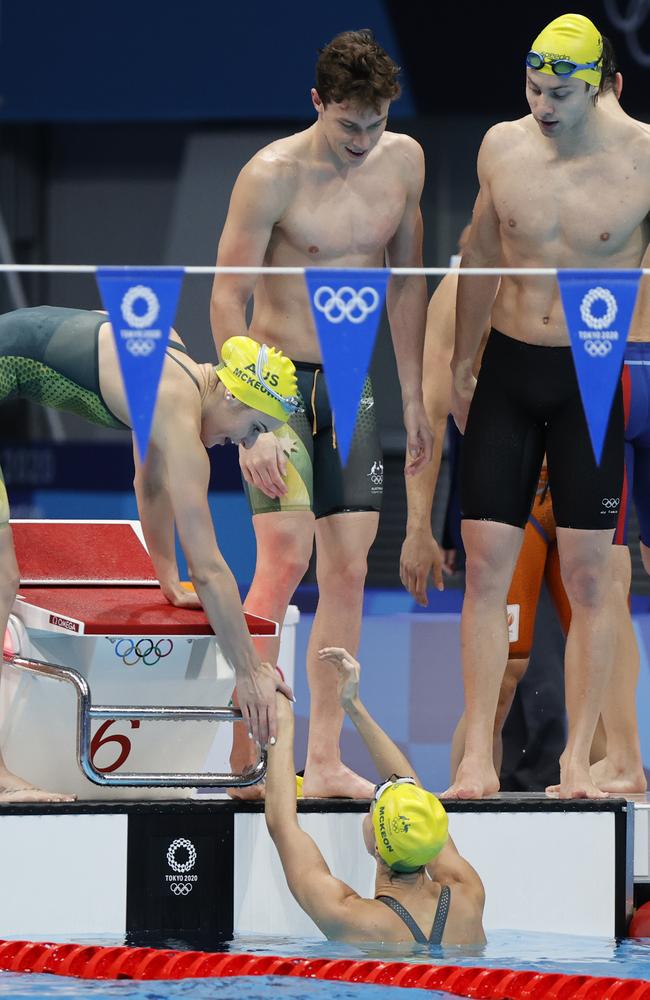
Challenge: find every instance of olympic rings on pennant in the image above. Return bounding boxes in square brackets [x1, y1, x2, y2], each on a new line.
[114, 637, 174, 666]
[583, 339, 613, 358]
[313, 285, 380, 324]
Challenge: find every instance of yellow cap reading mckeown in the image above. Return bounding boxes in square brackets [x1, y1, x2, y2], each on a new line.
[373, 781, 449, 873]
[531, 13, 603, 87]
[216, 336, 300, 423]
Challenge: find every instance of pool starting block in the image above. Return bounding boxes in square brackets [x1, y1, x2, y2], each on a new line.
[1, 519, 298, 799]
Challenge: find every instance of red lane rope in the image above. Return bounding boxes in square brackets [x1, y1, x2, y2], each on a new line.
[0, 941, 648, 998]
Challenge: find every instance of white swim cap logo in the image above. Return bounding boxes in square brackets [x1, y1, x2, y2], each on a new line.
[121, 285, 160, 329]
[579, 287, 617, 358]
[313, 286, 380, 324]
[167, 837, 196, 873]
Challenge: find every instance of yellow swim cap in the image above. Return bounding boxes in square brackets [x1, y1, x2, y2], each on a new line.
[373, 779, 448, 873]
[530, 13, 603, 87]
[216, 336, 300, 424]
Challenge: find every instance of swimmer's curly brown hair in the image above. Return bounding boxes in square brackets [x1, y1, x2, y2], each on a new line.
[315, 29, 401, 112]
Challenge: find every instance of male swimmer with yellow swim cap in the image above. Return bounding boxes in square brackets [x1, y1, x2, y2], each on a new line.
[211, 29, 432, 801]
[446, 13, 650, 800]
[0, 306, 297, 800]
[265, 647, 485, 944]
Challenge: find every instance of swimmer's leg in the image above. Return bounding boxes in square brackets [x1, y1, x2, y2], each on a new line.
[443, 519, 524, 799]
[0, 520, 75, 803]
[301, 510, 378, 800]
[229, 509, 314, 801]
[589, 545, 646, 794]
[552, 527, 616, 799]
[450, 654, 529, 780]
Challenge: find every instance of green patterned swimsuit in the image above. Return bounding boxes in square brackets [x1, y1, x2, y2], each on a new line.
[0, 306, 127, 522]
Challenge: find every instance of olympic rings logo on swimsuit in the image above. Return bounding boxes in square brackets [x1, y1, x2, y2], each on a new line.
[313, 285, 380, 324]
[114, 637, 174, 666]
[580, 286, 618, 330]
[601, 497, 620, 509]
[584, 339, 613, 358]
[167, 837, 197, 873]
[121, 284, 160, 329]
[170, 882, 193, 896]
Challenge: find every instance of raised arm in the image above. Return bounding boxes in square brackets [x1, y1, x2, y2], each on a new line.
[400, 275, 457, 604]
[265, 693, 366, 939]
[319, 645, 486, 935]
[318, 646, 421, 783]
[451, 130, 503, 432]
[385, 137, 432, 475]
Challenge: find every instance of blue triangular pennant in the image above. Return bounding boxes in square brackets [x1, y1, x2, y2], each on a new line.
[558, 269, 641, 464]
[96, 268, 184, 462]
[305, 268, 389, 464]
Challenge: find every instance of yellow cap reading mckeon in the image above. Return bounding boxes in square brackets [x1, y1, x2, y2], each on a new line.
[216, 335, 300, 424]
[372, 780, 449, 873]
[529, 13, 603, 87]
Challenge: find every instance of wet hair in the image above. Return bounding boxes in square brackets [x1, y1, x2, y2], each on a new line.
[599, 35, 618, 94]
[315, 29, 401, 112]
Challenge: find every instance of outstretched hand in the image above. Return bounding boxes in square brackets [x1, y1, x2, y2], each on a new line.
[236, 662, 294, 747]
[318, 646, 361, 708]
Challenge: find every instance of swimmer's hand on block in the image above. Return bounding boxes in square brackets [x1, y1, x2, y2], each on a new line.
[163, 580, 202, 609]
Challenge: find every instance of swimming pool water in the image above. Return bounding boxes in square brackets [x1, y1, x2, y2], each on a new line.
[0, 929, 648, 997]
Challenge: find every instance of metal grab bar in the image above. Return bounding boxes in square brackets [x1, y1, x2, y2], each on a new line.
[3, 651, 266, 788]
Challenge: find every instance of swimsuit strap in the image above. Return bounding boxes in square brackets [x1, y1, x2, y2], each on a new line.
[376, 885, 452, 945]
[166, 342, 200, 392]
[375, 896, 427, 944]
[429, 884, 451, 945]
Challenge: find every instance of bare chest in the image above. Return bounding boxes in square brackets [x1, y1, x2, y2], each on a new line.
[276, 175, 406, 262]
[491, 155, 647, 259]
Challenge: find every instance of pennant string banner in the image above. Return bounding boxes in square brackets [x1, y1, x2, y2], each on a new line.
[558, 269, 641, 465]
[305, 268, 390, 465]
[96, 268, 184, 462]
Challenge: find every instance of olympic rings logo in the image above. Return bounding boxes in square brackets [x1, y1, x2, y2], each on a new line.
[368, 461, 383, 486]
[121, 284, 160, 329]
[114, 637, 173, 666]
[125, 338, 156, 357]
[167, 837, 197, 872]
[601, 497, 620, 509]
[170, 882, 193, 896]
[580, 287, 618, 330]
[313, 285, 380, 324]
[584, 340, 613, 358]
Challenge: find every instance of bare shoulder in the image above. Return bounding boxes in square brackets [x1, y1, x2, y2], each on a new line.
[237, 134, 301, 198]
[382, 130, 424, 179]
[480, 118, 528, 158]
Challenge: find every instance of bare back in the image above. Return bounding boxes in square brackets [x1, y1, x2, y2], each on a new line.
[214, 125, 423, 361]
[483, 113, 650, 345]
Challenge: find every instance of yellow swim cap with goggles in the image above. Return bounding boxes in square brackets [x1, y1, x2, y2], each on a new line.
[216, 336, 300, 424]
[527, 13, 603, 88]
[372, 776, 449, 873]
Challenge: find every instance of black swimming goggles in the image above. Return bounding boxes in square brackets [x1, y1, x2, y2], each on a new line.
[373, 774, 416, 804]
[525, 50, 602, 78]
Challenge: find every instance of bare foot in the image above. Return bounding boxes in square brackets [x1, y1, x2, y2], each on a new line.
[441, 758, 499, 800]
[302, 761, 374, 799]
[590, 757, 647, 795]
[0, 769, 75, 803]
[226, 750, 266, 801]
[545, 761, 609, 799]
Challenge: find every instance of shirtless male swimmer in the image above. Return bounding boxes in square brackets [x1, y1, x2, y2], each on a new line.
[211, 29, 432, 799]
